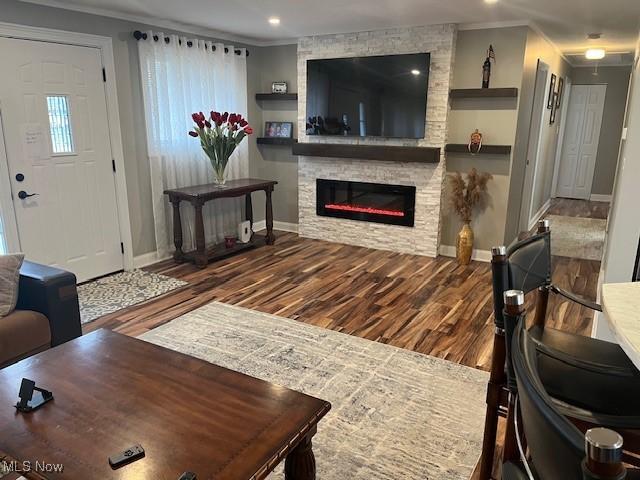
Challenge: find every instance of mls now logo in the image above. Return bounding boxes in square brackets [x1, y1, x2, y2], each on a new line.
[1, 460, 64, 473]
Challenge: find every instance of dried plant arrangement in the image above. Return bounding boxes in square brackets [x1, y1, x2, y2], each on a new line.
[449, 168, 493, 224]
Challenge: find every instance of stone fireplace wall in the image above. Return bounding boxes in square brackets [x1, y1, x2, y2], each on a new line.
[297, 24, 457, 256]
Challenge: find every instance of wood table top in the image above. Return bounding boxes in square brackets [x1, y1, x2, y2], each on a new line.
[164, 178, 278, 201]
[0, 329, 330, 480]
[602, 282, 640, 370]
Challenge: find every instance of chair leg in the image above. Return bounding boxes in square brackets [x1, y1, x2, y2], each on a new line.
[479, 329, 508, 480]
[502, 393, 519, 464]
[532, 286, 549, 329]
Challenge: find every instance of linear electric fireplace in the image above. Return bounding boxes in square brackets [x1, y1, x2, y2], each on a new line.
[316, 179, 416, 227]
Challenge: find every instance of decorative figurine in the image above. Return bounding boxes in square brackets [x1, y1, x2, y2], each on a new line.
[482, 45, 495, 88]
[468, 129, 483, 154]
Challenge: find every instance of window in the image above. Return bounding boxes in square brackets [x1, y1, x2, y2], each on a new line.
[46, 95, 75, 154]
[0, 216, 6, 255]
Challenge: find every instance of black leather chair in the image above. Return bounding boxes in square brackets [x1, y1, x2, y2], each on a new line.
[505, 314, 640, 480]
[479, 220, 640, 479]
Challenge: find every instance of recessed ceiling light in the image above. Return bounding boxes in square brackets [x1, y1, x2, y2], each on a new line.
[268, 17, 280, 26]
[585, 48, 606, 60]
[484, 0, 499, 4]
[411, 69, 421, 75]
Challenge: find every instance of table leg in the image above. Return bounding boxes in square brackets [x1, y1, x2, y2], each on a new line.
[245, 193, 253, 233]
[265, 187, 276, 245]
[170, 198, 184, 262]
[284, 433, 316, 480]
[192, 200, 207, 268]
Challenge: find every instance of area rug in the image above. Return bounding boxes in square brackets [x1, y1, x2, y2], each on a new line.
[78, 270, 187, 324]
[546, 215, 606, 261]
[141, 301, 488, 479]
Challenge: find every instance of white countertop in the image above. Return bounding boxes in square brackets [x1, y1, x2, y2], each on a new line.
[602, 282, 640, 370]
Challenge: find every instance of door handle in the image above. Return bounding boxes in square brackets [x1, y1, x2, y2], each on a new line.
[18, 190, 38, 200]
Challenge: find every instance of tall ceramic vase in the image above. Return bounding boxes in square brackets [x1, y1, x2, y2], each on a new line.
[456, 223, 474, 265]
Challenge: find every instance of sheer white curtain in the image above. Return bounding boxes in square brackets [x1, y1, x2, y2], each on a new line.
[138, 32, 248, 258]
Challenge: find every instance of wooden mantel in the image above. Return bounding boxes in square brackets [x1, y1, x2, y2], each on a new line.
[292, 142, 440, 163]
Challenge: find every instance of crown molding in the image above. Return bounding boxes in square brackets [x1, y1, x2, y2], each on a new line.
[18, 0, 298, 46]
[527, 20, 571, 65]
[457, 19, 529, 31]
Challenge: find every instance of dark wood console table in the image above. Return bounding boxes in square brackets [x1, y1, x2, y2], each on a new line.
[164, 178, 277, 267]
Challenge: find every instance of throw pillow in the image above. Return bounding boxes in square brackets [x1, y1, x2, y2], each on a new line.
[0, 253, 25, 317]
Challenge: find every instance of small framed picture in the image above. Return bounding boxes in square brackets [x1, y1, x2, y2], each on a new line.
[556, 77, 564, 109]
[547, 73, 557, 109]
[550, 93, 558, 125]
[264, 121, 293, 138]
[271, 81, 288, 94]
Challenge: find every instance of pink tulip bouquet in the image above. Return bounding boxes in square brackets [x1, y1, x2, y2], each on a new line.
[189, 111, 253, 185]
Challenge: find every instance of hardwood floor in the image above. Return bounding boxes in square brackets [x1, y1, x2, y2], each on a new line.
[545, 197, 609, 219]
[85, 227, 598, 371]
[82, 197, 606, 480]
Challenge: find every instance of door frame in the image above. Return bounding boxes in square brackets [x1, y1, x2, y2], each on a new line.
[551, 78, 572, 197]
[0, 21, 133, 271]
[519, 59, 550, 232]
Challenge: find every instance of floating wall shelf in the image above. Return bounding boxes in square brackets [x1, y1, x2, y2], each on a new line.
[257, 137, 297, 146]
[449, 88, 518, 99]
[255, 93, 298, 101]
[445, 144, 512, 155]
[292, 142, 440, 163]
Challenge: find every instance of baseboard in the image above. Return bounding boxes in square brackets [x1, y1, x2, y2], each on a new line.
[590, 194, 612, 202]
[438, 245, 492, 263]
[133, 251, 172, 268]
[252, 220, 299, 233]
[527, 198, 552, 231]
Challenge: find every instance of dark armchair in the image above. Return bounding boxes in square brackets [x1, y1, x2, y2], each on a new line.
[0, 260, 82, 368]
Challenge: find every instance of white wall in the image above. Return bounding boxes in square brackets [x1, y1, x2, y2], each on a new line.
[594, 36, 640, 340]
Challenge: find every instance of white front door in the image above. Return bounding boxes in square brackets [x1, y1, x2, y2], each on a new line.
[556, 84, 606, 200]
[0, 37, 123, 282]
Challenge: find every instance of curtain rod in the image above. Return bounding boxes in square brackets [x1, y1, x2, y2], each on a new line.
[132, 30, 249, 56]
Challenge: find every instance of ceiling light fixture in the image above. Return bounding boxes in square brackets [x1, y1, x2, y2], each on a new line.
[585, 48, 606, 60]
[268, 17, 281, 26]
[411, 69, 421, 75]
[484, 0, 499, 4]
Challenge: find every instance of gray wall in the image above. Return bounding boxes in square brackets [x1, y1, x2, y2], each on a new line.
[570, 66, 631, 196]
[504, 27, 572, 245]
[0, 0, 259, 256]
[248, 44, 299, 225]
[443, 27, 527, 251]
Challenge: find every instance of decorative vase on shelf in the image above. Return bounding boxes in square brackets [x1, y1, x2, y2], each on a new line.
[456, 223, 474, 265]
[188, 111, 253, 186]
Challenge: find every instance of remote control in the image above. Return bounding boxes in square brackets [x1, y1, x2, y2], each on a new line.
[178, 473, 197, 480]
[108, 444, 145, 469]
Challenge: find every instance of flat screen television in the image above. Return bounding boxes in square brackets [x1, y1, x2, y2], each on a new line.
[306, 53, 430, 139]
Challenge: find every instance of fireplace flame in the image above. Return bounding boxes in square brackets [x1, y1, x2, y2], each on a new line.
[324, 204, 405, 217]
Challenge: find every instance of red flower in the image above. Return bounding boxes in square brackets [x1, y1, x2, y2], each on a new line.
[239, 119, 248, 127]
[222, 112, 229, 122]
[188, 131, 199, 137]
[244, 126, 253, 135]
[229, 113, 238, 124]
[204, 120, 212, 128]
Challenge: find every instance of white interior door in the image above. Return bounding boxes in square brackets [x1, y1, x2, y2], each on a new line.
[0, 37, 123, 282]
[520, 60, 548, 231]
[556, 84, 606, 199]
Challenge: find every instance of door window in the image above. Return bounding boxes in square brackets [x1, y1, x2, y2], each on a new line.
[46, 95, 75, 154]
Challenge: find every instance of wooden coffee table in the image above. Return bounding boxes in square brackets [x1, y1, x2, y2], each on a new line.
[0, 330, 331, 479]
